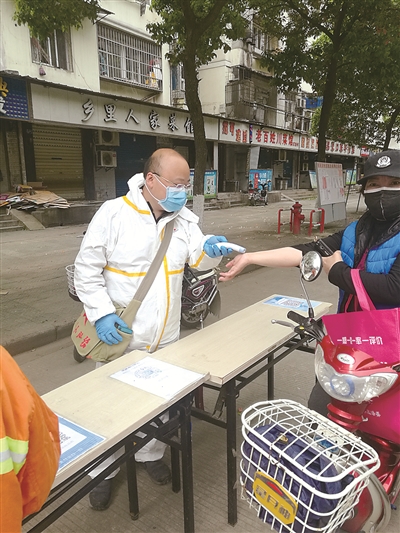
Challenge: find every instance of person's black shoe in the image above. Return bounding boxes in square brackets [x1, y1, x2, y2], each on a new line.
[89, 479, 112, 510]
[142, 460, 171, 485]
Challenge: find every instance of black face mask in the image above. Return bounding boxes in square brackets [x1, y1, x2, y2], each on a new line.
[364, 189, 400, 221]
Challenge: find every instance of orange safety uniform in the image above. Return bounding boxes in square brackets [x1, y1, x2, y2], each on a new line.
[0, 346, 61, 533]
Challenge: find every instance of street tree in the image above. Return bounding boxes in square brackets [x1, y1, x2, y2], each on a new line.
[251, 0, 400, 160]
[13, 0, 100, 40]
[147, 0, 248, 216]
[319, 18, 400, 150]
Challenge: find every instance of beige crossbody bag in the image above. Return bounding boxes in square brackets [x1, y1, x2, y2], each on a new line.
[71, 220, 174, 363]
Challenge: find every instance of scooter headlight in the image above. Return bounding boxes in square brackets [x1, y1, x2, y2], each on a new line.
[314, 346, 398, 402]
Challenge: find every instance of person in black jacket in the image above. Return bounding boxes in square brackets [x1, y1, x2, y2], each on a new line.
[220, 149, 400, 414]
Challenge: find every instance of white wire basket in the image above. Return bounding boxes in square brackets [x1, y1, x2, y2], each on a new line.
[240, 400, 380, 533]
[65, 264, 80, 301]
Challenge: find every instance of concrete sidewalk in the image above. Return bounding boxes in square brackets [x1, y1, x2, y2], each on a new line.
[0, 193, 365, 355]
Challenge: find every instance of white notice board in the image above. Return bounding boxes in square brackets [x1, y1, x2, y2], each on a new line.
[315, 162, 345, 205]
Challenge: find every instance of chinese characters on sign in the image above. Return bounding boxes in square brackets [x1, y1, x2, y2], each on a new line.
[149, 109, 160, 130]
[336, 336, 383, 346]
[81, 99, 195, 137]
[221, 120, 249, 143]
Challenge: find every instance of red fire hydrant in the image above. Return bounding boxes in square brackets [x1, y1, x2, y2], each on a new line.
[291, 202, 305, 234]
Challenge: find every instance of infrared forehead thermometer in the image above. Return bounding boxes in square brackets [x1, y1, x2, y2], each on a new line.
[214, 242, 246, 254]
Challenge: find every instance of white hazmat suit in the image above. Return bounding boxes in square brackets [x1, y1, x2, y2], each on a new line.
[74, 173, 222, 473]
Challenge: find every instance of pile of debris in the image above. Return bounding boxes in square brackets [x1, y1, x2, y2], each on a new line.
[0, 185, 70, 210]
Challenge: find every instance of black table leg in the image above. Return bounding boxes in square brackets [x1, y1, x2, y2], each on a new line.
[179, 394, 195, 533]
[267, 354, 274, 400]
[225, 379, 237, 526]
[125, 441, 139, 520]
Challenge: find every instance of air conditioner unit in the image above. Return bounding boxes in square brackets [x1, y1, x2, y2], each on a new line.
[96, 130, 120, 146]
[278, 149, 287, 161]
[97, 150, 117, 167]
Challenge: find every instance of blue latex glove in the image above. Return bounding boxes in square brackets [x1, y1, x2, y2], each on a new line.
[203, 236, 233, 258]
[95, 313, 131, 345]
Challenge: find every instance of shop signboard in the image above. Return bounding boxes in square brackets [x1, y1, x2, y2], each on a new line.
[309, 170, 317, 189]
[0, 76, 30, 120]
[30, 84, 218, 140]
[315, 162, 346, 223]
[345, 169, 357, 185]
[249, 169, 272, 191]
[187, 170, 217, 199]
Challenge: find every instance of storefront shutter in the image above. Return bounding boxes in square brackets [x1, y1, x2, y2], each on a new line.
[32, 125, 84, 200]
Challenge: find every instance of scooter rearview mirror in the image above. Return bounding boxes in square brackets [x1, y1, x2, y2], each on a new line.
[300, 251, 323, 282]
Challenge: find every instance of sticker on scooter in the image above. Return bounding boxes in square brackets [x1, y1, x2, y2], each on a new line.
[253, 471, 298, 524]
[337, 353, 355, 365]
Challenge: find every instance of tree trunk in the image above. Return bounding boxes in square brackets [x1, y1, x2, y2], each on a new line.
[183, 55, 207, 196]
[182, 53, 208, 222]
[317, 57, 338, 162]
[383, 107, 400, 150]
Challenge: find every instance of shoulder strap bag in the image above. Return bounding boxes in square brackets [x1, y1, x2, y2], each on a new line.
[71, 220, 174, 363]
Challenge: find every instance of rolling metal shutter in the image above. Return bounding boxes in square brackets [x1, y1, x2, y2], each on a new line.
[32, 125, 84, 200]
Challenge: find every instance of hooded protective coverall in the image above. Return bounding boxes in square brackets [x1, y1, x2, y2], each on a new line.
[74, 173, 222, 469]
[0, 346, 60, 533]
[74, 173, 221, 353]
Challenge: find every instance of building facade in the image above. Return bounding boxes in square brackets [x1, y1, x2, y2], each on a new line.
[0, 1, 360, 202]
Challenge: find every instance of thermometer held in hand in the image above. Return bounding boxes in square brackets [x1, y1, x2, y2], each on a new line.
[214, 242, 246, 254]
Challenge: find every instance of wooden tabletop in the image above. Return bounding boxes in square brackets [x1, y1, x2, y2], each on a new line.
[149, 294, 332, 385]
[43, 350, 208, 485]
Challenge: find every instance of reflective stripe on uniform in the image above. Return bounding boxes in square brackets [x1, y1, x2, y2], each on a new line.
[104, 266, 147, 277]
[123, 195, 151, 215]
[190, 250, 206, 268]
[0, 436, 28, 475]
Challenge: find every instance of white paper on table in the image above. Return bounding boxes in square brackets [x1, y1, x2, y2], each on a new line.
[110, 356, 205, 400]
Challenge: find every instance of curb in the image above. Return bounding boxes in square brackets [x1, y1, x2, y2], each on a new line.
[5, 323, 74, 357]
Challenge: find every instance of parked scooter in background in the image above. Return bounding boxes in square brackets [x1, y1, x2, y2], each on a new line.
[268, 250, 399, 532]
[66, 263, 221, 362]
[248, 183, 268, 206]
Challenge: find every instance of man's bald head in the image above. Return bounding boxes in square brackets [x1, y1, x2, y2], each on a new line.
[143, 149, 189, 178]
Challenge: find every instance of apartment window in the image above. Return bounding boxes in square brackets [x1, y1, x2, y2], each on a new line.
[98, 24, 163, 91]
[31, 31, 72, 70]
[253, 22, 270, 54]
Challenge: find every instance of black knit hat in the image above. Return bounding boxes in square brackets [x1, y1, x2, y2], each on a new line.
[358, 150, 400, 184]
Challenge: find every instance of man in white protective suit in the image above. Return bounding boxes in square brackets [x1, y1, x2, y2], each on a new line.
[74, 148, 232, 510]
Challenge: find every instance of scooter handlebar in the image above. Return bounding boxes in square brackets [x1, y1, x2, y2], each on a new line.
[287, 310, 309, 326]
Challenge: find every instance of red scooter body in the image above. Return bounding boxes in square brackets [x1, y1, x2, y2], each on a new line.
[316, 335, 400, 531]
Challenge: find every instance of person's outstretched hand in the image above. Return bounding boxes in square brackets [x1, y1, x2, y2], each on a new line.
[95, 313, 130, 345]
[322, 250, 343, 275]
[203, 236, 233, 257]
[219, 254, 249, 281]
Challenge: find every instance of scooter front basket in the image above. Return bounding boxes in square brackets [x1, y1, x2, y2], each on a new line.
[240, 399, 380, 533]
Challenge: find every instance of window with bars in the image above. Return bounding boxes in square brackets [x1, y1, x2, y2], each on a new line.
[97, 24, 163, 91]
[31, 30, 72, 70]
